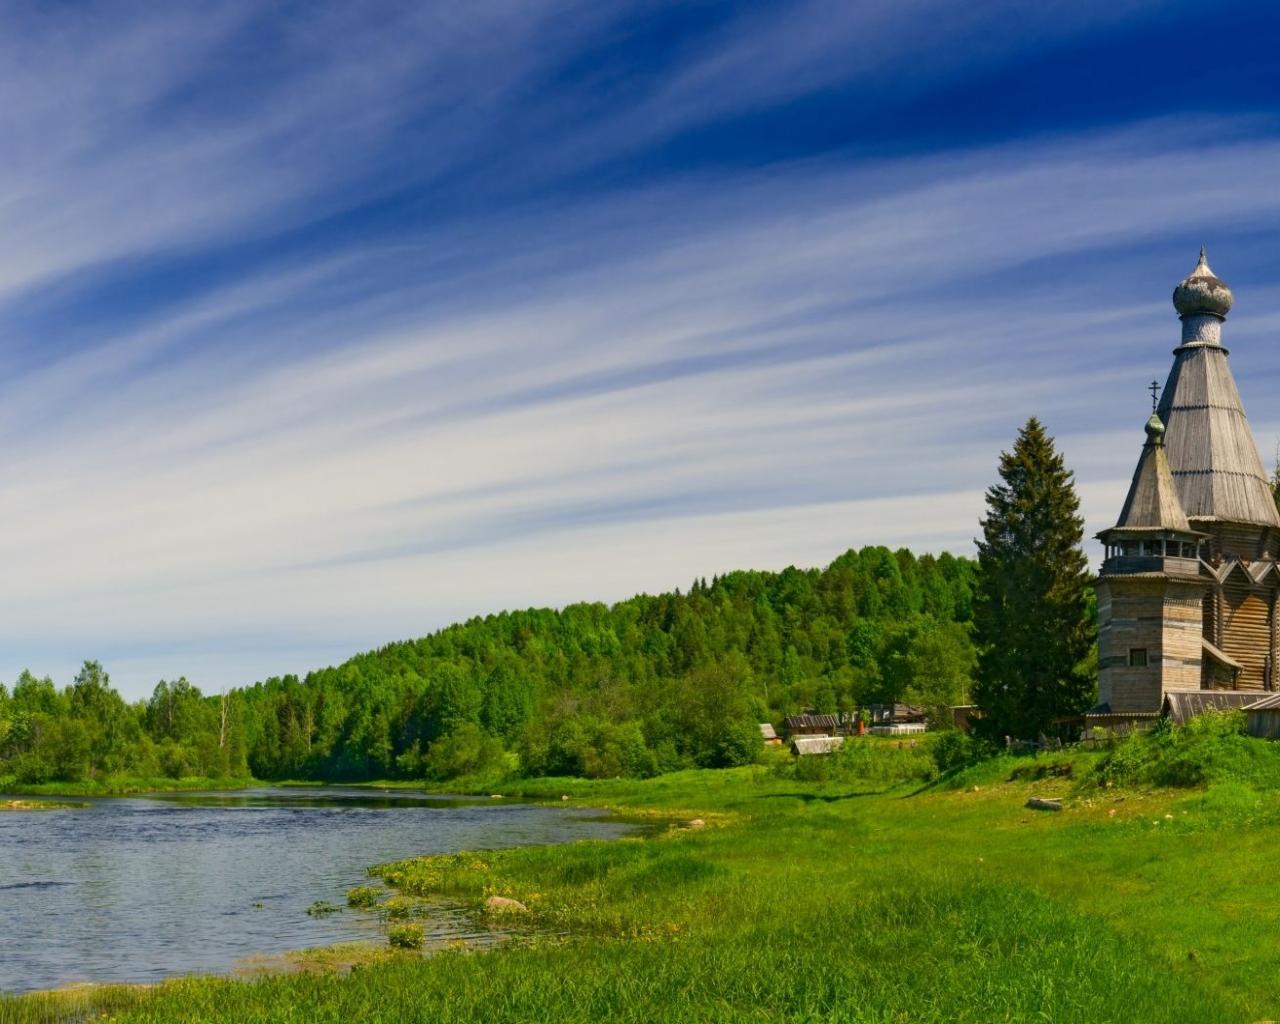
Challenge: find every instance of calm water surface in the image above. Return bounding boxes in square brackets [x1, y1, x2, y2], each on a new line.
[0, 787, 634, 993]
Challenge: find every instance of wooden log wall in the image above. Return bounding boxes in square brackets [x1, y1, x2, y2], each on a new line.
[1160, 591, 1204, 690]
[1201, 521, 1278, 561]
[1222, 581, 1272, 690]
[1096, 580, 1165, 713]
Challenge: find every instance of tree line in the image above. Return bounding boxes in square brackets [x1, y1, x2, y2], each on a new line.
[0, 547, 978, 784]
[0, 417, 1097, 785]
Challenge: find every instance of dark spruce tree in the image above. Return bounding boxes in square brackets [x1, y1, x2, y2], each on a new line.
[973, 418, 1094, 739]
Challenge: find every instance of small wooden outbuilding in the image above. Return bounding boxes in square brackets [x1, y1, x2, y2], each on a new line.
[790, 735, 844, 757]
[1163, 689, 1260, 724]
[1243, 693, 1280, 738]
[759, 723, 782, 746]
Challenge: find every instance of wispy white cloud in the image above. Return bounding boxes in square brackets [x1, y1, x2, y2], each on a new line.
[0, 3, 1277, 696]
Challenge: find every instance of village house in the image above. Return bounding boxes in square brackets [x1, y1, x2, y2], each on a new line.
[780, 706, 932, 749]
[868, 703, 926, 735]
[782, 712, 843, 737]
[758, 723, 782, 747]
[1093, 251, 1280, 728]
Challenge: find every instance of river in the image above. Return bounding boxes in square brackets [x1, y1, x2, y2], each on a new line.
[0, 787, 634, 994]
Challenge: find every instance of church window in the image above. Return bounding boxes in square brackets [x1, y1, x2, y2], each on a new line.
[1129, 648, 1148, 668]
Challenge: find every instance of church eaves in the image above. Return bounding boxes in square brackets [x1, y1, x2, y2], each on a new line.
[1155, 252, 1280, 529]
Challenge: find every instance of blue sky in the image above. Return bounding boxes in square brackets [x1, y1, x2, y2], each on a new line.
[4, 1, 1280, 699]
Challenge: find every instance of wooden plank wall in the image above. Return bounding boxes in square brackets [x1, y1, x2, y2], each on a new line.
[1247, 711, 1280, 740]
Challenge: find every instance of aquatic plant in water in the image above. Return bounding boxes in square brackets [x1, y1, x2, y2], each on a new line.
[388, 923, 424, 949]
[346, 886, 381, 909]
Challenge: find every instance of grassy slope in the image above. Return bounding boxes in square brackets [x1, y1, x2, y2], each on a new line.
[5, 747, 1280, 1023]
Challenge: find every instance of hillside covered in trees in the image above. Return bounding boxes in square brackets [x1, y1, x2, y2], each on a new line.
[0, 547, 977, 785]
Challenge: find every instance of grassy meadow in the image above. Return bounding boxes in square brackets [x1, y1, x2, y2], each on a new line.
[6, 724, 1280, 1023]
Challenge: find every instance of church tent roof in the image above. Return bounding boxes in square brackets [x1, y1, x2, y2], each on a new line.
[1110, 414, 1193, 534]
[1157, 255, 1280, 528]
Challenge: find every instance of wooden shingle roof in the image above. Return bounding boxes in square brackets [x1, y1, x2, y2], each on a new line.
[1111, 415, 1192, 533]
[790, 735, 845, 756]
[1162, 689, 1259, 724]
[1157, 335, 1280, 528]
[1201, 637, 1243, 672]
[783, 713, 840, 733]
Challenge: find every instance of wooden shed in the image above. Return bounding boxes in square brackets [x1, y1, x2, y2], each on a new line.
[759, 723, 781, 746]
[1162, 689, 1260, 724]
[790, 735, 844, 757]
[1243, 693, 1280, 738]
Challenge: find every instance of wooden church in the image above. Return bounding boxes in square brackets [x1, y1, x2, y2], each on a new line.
[1095, 251, 1280, 723]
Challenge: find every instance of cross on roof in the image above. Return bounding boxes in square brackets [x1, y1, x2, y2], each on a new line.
[1149, 380, 1160, 412]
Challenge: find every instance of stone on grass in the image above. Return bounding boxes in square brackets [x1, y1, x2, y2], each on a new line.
[484, 896, 528, 914]
[687, 818, 706, 829]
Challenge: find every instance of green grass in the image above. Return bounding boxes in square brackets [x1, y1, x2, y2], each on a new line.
[8, 734, 1280, 1022]
[0, 775, 258, 797]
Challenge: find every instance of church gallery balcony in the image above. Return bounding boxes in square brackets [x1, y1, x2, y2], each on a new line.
[1100, 532, 1203, 578]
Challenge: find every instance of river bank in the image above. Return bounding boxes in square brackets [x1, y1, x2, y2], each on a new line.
[0, 775, 259, 797]
[5, 740, 1280, 1022]
[0, 786, 633, 998]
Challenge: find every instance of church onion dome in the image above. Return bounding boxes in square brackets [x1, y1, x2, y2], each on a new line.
[1172, 248, 1233, 319]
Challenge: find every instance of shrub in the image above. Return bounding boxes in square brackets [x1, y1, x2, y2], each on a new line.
[347, 886, 381, 909]
[12, 753, 51, 785]
[710, 718, 764, 769]
[519, 715, 660, 779]
[306, 901, 341, 917]
[388, 923, 424, 950]
[423, 724, 506, 781]
[930, 730, 996, 773]
[158, 741, 191, 780]
[778, 738, 936, 785]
